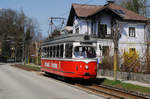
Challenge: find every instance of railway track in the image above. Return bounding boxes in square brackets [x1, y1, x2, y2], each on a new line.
[28, 71, 150, 99]
[75, 84, 150, 99]
[76, 84, 123, 99]
[96, 84, 150, 99]
[41, 72, 150, 99]
[11, 65, 150, 99]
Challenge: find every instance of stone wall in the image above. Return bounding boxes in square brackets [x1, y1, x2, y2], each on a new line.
[98, 69, 150, 83]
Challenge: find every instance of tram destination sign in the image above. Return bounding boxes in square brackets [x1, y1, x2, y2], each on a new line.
[80, 42, 92, 45]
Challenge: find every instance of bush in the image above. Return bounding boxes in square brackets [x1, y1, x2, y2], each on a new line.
[101, 56, 114, 70]
[121, 50, 140, 73]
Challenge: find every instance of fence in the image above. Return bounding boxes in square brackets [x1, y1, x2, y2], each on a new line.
[98, 69, 150, 83]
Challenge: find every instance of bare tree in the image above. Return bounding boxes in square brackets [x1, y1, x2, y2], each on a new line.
[116, 0, 147, 16]
[0, 9, 41, 63]
[111, 19, 122, 80]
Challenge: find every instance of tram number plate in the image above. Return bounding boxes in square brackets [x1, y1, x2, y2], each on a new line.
[51, 63, 57, 68]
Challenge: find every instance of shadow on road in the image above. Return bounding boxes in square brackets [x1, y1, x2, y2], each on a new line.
[42, 72, 105, 85]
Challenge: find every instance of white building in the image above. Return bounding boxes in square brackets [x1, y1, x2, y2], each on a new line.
[66, 1, 149, 59]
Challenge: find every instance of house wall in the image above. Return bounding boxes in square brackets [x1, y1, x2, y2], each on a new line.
[73, 17, 80, 34]
[72, 15, 147, 58]
[80, 20, 90, 34]
[97, 13, 111, 35]
[72, 17, 92, 34]
[73, 13, 111, 35]
[119, 22, 147, 57]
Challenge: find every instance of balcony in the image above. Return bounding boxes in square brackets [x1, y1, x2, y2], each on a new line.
[91, 33, 112, 39]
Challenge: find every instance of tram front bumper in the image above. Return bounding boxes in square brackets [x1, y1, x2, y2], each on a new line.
[84, 72, 90, 76]
[83, 72, 97, 79]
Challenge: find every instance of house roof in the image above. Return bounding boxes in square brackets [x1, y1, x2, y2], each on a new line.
[67, 3, 148, 26]
[72, 3, 103, 17]
[107, 3, 148, 21]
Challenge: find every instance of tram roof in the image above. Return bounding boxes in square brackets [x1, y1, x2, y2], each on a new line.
[42, 34, 96, 46]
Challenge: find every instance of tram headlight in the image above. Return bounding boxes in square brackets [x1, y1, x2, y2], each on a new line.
[85, 65, 89, 70]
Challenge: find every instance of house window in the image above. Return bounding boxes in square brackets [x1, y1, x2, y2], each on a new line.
[129, 27, 135, 37]
[75, 27, 79, 34]
[75, 25, 79, 34]
[94, 23, 96, 35]
[129, 48, 136, 53]
[98, 23, 107, 36]
[91, 22, 93, 34]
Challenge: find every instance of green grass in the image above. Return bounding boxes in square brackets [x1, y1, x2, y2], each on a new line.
[22, 64, 41, 71]
[103, 79, 150, 94]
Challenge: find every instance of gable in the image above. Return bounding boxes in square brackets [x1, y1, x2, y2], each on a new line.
[67, 4, 103, 26]
[66, 3, 148, 26]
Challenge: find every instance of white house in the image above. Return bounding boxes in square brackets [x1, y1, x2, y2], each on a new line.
[66, 1, 149, 60]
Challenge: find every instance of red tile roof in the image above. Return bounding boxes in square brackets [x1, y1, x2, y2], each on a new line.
[72, 3, 148, 21]
[108, 3, 148, 21]
[72, 3, 103, 17]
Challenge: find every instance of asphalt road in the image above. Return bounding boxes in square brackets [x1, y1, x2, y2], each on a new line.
[0, 63, 104, 99]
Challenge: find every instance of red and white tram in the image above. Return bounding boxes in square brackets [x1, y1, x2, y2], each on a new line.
[41, 34, 97, 79]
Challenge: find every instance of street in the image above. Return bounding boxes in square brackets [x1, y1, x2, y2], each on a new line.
[0, 63, 103, 99]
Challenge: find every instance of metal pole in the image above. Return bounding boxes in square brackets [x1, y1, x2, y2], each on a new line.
[23, 32, 25, 65]
[22, 42, 24, 64]
[48, 17, 65, 36]
[15, 46, 16, 63]
[50, 18, 52, 34]
[114, 48, 117, 80]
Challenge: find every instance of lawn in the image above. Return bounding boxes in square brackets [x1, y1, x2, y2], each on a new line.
[23, 64, 41, 71]
[102, 79, 150, 94]
[12, 64, 41, 71]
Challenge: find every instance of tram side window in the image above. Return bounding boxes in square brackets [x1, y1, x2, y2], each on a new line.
[47, 47, 50, 58]
[45, 47, 47, 57]
[60, 45, 64, 58]
[52, 46, 54, 57]
[74, 46, 96, 58]
[56, 45, 59, 57]
[51, 46, 53, 57]
[46, 47, 48, 58]
[48, 46, 51, 58]
[44, 47, 46, 58]
[65, 44, 73, 58]
[42, 47, 45, 58]
[46, 47, 48, 57]
[55, 46, 57, 57]
[53, 46, 55, 57]
[50, 46, 52, 58]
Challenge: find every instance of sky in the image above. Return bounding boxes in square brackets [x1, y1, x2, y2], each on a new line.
[0, 0, 149, 37]
[0, 0, 107, 37]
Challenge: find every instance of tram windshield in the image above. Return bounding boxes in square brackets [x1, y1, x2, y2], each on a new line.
[74, 46, 96, 58]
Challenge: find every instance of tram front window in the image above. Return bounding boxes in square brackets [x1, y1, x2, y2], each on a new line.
[74, 46, 96, 58]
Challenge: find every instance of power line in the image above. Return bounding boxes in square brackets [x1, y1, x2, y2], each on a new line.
[48, 17, 65, 36]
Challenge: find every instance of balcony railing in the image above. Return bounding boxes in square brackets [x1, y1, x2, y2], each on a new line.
[91, 34, 112, 39]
